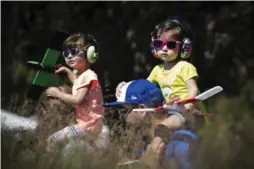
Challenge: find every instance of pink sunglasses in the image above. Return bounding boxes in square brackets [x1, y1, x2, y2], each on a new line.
[152, 39, 181, 50]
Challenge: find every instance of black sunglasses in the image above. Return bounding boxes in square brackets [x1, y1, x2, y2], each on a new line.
[62, 48, 82, 57]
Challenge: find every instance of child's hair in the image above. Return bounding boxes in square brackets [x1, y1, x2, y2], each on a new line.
[63, 33, 99, 63]
[151, 18, 192, 41]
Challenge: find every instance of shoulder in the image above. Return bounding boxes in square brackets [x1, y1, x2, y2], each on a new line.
[79, 69, 98, 79]
[147, 64, 163, 82]
[177, 61, 197, 70]
[77, 69, 98, 84]
[178, 61, 198, 80]
[178, 61, 195, 67]
[149, 64, 164, 77]
[151, 64, 163, 72]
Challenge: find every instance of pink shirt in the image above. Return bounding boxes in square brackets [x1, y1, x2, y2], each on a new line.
[72, 69, 104, 135]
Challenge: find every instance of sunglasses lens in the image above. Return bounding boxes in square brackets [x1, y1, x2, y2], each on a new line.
[70, 48, 80, 55]
[62, 51, 69, 57]
[167, 41, 177, 49]
[153, 40, 163, 48]
[62, 48, 81, 57]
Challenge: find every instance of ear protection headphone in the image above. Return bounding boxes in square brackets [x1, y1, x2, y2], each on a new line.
[151, 19, 192, 59]
[84, 34, 99, 64]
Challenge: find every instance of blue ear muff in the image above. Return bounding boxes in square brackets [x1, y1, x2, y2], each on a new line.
[180, 37, 192, 59]
[151, 46, 156, 54]
[167, 20, 193, 59]
[150, 38, 156, 55]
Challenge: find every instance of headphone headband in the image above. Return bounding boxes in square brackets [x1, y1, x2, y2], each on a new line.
[167, 19, 191, 38]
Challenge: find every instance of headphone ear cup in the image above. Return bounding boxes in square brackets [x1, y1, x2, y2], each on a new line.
[151, 43, 158, 58]
[180, 38, 192, 59]
[151, 42, 155, 54]
[86, 45, 98, 63]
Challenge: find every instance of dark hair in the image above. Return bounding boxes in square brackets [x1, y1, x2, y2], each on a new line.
[63, 33, 85, 49]
[151, 19, 192, 41]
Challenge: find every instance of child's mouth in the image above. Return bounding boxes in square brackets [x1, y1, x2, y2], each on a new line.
[161, 54, 169, 59]
[69, 61, 75, 64]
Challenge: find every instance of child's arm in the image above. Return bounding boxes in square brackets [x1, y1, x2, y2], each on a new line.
[55, 67, 77, 83]
[185, 78, 199, 111]
[58, 87, 88, 105]
[180, 62, 199, 112]
[46, 86, 88, 105]
[46, 71, 99, 105]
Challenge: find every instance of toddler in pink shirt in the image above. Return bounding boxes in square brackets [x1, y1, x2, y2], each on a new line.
[46, 33, 109, 151]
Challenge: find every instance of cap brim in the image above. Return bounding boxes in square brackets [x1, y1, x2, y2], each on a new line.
[104, 101, 126, 106]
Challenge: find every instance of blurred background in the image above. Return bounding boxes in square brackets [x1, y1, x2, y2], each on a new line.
[1, 1, 254, 169]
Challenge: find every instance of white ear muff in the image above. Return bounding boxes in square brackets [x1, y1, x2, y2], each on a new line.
[86, 45, 98, 63]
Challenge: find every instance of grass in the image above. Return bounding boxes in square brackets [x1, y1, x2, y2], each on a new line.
[2, 79, 254, 169]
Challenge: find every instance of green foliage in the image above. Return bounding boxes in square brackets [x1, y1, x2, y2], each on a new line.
[197, 81, 254, 169]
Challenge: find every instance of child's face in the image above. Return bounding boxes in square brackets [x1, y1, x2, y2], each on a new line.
[63, 48, 89, 71]
[153, 31, 181, 62]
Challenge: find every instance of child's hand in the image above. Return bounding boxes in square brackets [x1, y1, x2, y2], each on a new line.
[46, 87, 61, 98]
[148, 137, 166, 155]
[141, 137, 165, 168]
[56, 66, 76, 83]
[116, 81, 126, 98]
[164, 96, 188, 114]
[55, 66, 70, 74]
[165, 95, 180, 105]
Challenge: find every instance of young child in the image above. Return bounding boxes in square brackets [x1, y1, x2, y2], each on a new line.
[115, 18, 206, 165]
[45, 33, 109, 151]
[117, 18, 206, 126]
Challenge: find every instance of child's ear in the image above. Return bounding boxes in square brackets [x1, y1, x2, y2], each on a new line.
[138, 104, 147, 109]
[138, 104, 149, 118]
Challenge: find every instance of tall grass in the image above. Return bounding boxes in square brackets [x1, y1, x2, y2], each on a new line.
[2, 62, 254, 169]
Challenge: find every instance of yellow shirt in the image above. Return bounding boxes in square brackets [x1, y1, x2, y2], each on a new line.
[147, 60, 208, 123]
[147, 61, 198, 100]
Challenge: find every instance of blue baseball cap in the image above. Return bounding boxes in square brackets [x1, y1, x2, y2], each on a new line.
[104, 79, 163, 106]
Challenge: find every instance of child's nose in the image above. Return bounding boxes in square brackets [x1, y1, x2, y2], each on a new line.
[67, 53, 73, 58]
[162, 44, 168, 51]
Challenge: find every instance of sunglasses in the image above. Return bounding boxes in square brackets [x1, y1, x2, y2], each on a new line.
[152, 39, 181, 50]
[62, 48, 82, 57]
